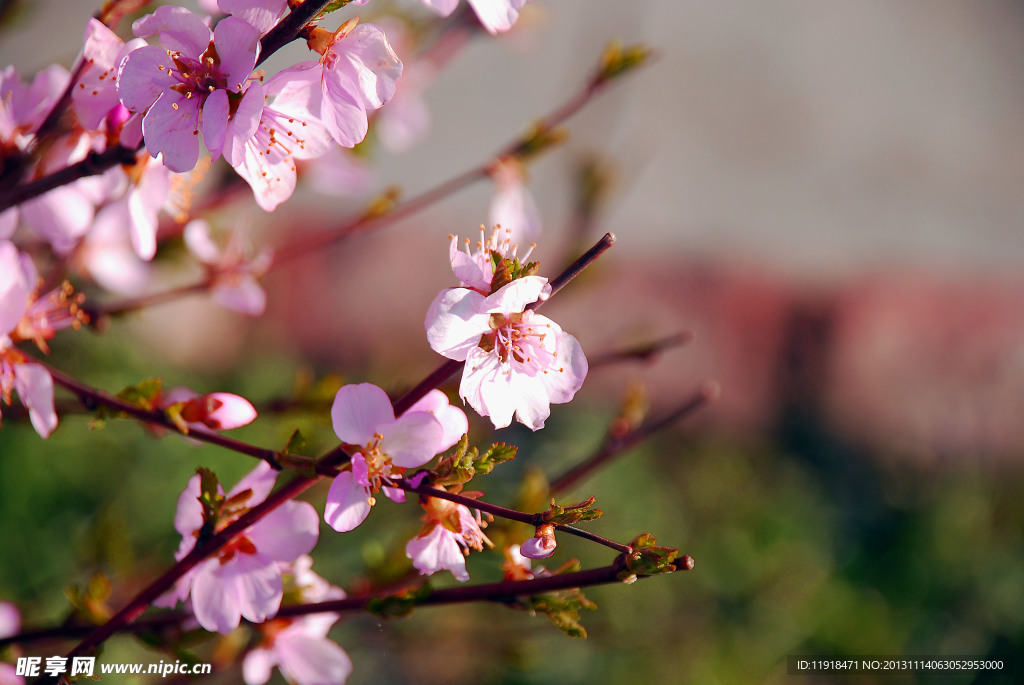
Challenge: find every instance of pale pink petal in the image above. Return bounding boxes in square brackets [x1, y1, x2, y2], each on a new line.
[324, 471, 372, 532]
[228, 460, 276, 504]
[242, 647, 276, 685]
[21, 186, 95, 255]
[235, 134, 296, 212]
[219, 0, 288, 35]
[317, 71, 369, 148]
[132, 6, 212, 58]
[381, 486, 405, 503]
[379, 411, 444, 467]
[127, 161, 171, 260]
[0, 601, 20, 638]
[333, 24, 403, 110]
[191, 559, 241, 633]
[184, 219, 221, 263]
[424, 287, 488, 361]
[212, 276, 267, 316]
[351, 453, 369, 487]
[0, 209, 16, 240]
[222, 551, 282, 624]
[330, 383, 395, 445]
[482, 275, 550, 315]
[0, 242, 30, 334]
[142, 91, 201, 172]
[467, 0, 525, 34]
[520, 534, 556, 559]
[116, 44, 180, 112]
[504, 372, 550, 430]
[222, 80, 264, 167]
[420, 0, 460, 17]
[13, 363, 57, 438]
[201, 88, 229, 161]
[248, 500, 319, 562]
[276, 630, 353, 685]
[406, 526, 469, 581]
[205, 392, 257, 429]
[489, 168, 541, 244]
[538, 330, 588, 403]
[173, 473, 205, 537]
[405, 389, 468, 451]
[213, 16, 261, 91]
[0, 661, 22, 685]
[460, 347, 517, 429]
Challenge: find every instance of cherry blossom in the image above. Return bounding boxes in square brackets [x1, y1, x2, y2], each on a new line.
[446, 224, 533, 293]
[519, 523, 556, 559]
[73, 19, 145, 130]
[420, 0, 530, 35]
[184, 219, 272, 314]
[405, 496, 491, 581]
[242, 556, 352, 685]
[156, 462, 320, 633]
[0, 241, 86, 438]
[324, 383, 460, 532]
[159, 386, 258, 432]
[1, 65, 99, 251]
[117, 6, 261, 172]
[425, 267, 587, 430]
[286, 21, 402, 148]
[222, 76, 333, 211]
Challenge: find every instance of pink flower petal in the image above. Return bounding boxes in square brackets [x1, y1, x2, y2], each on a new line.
[242, 647, 276, 685]
[324, 471, 372, 532]
[467, 0, 526, 34]
[142, 91, 201, 172]
[222, 551, 283, 624]
[405, 389, 468, 452]
[379, 411, 444, 468]
[333, 24, 403, 110]
[421, 0, 460, 17]
[460, 347, 517, 428]
[330, 383, 395, 445]
[0, 242, 30, 335]
[482, 275, 550, 315]
[538, 330, 588, 403]
[219, 0, 288, 36]
[191, 559, 241, 633]
[201, 88, 229, 161]
[116, 44, 180, 112]
[248, 500, 319, 562]
[21, 185, 95, 255]
[173, 472, 206, 537]
[424, 287, 489, 361]
[406, 526, 469, 581]
[183, 219, 221, 263]
[205, 392, 258, 429]
[520, 534, 556, 559]
[213, 16, 260, 91]
[13, 363, 57, 438]
[0, 601, 21, 639]
[276, 629, 353, 685]
[132, 6, 212, 58]
[228, 461, 276, 504]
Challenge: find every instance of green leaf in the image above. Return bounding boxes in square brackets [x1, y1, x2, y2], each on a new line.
[596, 41, 652, 84]
[544, 496, 604, 526]
[475, 442, 517, 475]
[619, 533, 680, 579]
[525, 588, 597, 639]
[115, 377, 163, 410]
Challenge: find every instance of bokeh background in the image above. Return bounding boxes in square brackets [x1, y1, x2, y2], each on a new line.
[2, 0, 1024, 683]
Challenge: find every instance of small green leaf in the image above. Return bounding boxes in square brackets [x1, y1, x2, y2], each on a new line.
[115, 377, 163, 410]
[475, 442, 517, 475]
[525, 588, 597, 639]
[619, 533, 680, 579]
[544, 496, 604, 526]
[596, 41, 652, 84]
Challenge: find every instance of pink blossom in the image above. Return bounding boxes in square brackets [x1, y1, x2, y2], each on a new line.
[286, 21, 402, 148]
[73, 19, 146, 130]
[242, 556, 352, 685]
[160, 386, 258, 432]
[73, 202, 152, 294]
[489, 157, 541, 245]
[519, 523, 556, 559]
[184, 219, 272, 314]
[420, 0, 529, 34]
[1, 65, 99, 252]
[117, 6, 261, 172]
[222, 75, 333, 211]
[0, 242, 68, 438]
[157, 462, 320, 633]
[425, 266, 587, 430]
[405, 496, 491, 582]
[446, 224, 532, 293]
[324, 383, 453, 532]
[216, 0, 288, 36]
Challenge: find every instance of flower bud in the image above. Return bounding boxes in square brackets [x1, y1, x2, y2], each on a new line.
[520, 523, 556, 559]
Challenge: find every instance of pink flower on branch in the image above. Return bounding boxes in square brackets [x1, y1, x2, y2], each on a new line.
[324, 384, 465, 532]
[117, 6, 261, 172]
[425, 242, 588, 429]
[184, 218, 272, 314]
[405, 495, 492, 582]
[157, 463, 319, 633]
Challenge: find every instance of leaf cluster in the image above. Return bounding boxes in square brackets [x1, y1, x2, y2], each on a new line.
[432, 434, 517, 489]
[542, 496, 604, 526]
[489, 250, 541, 293]
[619, 533, 679, 580]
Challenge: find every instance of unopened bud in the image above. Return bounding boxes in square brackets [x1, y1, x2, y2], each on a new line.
[520, 523, 557, 559]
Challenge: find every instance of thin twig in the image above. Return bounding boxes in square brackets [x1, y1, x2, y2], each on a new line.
[550, 381, 720, 494]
